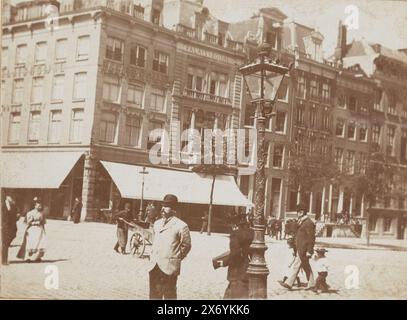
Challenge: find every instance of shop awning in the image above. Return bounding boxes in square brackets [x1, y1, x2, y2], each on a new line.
[1, 151, 83, 189]
[100, 161, 253, 207]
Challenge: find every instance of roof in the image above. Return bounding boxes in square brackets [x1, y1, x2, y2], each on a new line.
[344, 40, 407, 64]
[228, 18, 259, 42]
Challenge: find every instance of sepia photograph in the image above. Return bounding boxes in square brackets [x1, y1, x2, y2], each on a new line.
[0, 0, 407, 301]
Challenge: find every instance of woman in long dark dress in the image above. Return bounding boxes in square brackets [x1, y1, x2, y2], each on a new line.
[113, 203, 132, 254]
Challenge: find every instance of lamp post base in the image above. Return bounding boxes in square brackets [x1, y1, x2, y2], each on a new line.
[247, 223, 269, 299]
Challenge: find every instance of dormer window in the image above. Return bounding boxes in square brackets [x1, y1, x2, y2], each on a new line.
[152, 8, 161, 25]
[265, 31, 278, 50]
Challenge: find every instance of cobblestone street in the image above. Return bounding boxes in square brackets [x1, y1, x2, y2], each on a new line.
[1, 220, 407, 300]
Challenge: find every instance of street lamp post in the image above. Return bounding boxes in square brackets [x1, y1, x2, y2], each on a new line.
[239, 44, 291, 299]
[138, 166, 149, 220]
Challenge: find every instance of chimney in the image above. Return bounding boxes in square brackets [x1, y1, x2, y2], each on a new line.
[334, 20, 347, 61]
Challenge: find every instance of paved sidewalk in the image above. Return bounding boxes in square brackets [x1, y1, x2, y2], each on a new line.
[1, 220, 407, 300]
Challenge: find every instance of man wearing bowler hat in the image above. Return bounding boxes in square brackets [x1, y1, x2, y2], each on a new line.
[279, 203, 316, 290]
[149, 194, 191, 299]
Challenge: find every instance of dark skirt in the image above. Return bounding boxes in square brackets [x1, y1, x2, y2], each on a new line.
[117, 227, 128, 248]
[224, 280, 249, 299]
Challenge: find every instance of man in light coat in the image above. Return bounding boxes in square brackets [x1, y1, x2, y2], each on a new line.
[149, 194, 191, 300]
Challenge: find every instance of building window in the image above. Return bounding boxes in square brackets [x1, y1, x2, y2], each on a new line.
[321, 108, 330, 130]
[383, 217, 392, 232]
[275, 111, 286, 134]
[401, 128, 407, 162]
[34, 42, 47, 64]
[12, 79, 24, 104]
[187, 67, 205, 92]
[336, 119, 345, 137]
[106, 36, 124, 62]
[150, 88, 166, 112]
[359, 125, 368, 142]
[244, 104, 255, 127]
[103, 76, 121, 103]
[28, 111, 41, 143]
[127, 83, 144, 107]
[359, 99, 368, 113]
[147, 121, 164, 150]
[52, 75, 64, 101]
[358, 153, 367, 174]
[16, 44, 27, 65]
[264, 141, 270, 168]
[76, 35, 90, 60]
[348, 96, 357, 111]
[334, 148, 344, 171]
[273, 144, 284, 168]
[73, 72, 87, 100]
[265, 31, 278, 49]
[130, 44, 146, 68]
[310, 79, 318, 99]
[209, 72, 228, 97]
[151, 8, 161, 25]
[296, 103, 305, 126]
[55, 38, 67, 61]
[297, 75, 306, 99]
[387, 126, 396, 156]
[345, 150, 355, 174]
[100, 111, 118, 143]
[321, 83, 330, 102]
[310, 105, 317, 128]
[369, 216, 377, 231]
[1, 46, 8, 68]
[70, 109, 84, 143]
[48, 110, 62, 143]
[125, 115, 141, 147]
[152, 51, 169, 74]
[372, 124, 381, 144]
[1, 80, 5, 105]
[31, 77, 44, 104]
[8, 112, 21, 143]
[387, 93, 397, 115]
[277, 82, 289, 102]
[348, 122, 356, 140]
[374, 90, 383, 112]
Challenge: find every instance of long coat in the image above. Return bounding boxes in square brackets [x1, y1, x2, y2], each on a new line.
[227, 223, 254, 281]
[149, 215, 191, 276]
[71, 201, 82, 223]
[295, 216, 316, 258]
[2, 201, 18, 247]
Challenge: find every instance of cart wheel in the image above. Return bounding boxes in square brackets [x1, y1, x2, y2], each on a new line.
[130, 232, 145, 257]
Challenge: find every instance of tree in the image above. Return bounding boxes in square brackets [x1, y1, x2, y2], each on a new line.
[287, 137, 341, 199]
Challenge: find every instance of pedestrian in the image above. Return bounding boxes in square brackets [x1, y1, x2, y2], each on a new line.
[17, 201, 47, 262]
[312, 248, 330, 293]
[149, 194, 191, 300]
[113, 202, 132, 254]
[223, 213, 254, 299]
[145, 201, 160, 225]
[71, 197, 82, 224]
[200, 210, 208, 234]
[2, 195, 19, 265]
[280, 237, 301, 287]
[278, 203, 316, 290]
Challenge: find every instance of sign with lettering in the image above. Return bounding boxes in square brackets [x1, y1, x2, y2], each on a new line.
[177, 43, 240, 65]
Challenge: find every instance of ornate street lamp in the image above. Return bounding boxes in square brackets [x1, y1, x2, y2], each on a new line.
[138, 166, 149, 220]
[239, 44, 291, 299]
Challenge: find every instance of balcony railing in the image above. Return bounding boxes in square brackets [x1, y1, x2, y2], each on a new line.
[183, 88, 231, 105]
[204, 32, 218, 45]
[226, 39, 244, 51]
[176, 24, 196, 38]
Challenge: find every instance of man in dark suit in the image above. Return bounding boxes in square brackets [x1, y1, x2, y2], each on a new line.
[2, 195, 19, 265]
[224, 213, 254, 299]
[279, 203, 316, 290]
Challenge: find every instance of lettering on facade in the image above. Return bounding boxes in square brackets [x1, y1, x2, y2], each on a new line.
[177, 43, 236, 64]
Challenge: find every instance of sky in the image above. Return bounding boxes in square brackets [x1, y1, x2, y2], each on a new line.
[203, 0, 407, 56]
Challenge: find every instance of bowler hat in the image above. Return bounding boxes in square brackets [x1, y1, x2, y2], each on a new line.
[162, 194, 178, 207]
